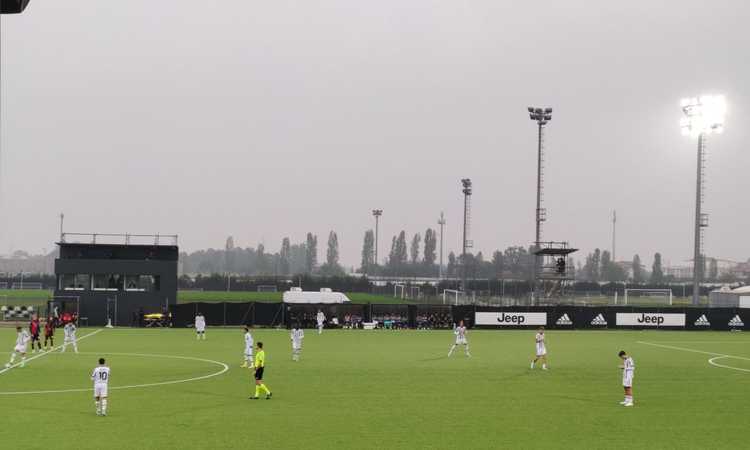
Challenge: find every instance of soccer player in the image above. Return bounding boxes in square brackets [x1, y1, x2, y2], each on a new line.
[291, 323, 304, 361]
[448, 320, 470, 357]
[5, 326, 31, 368]
[195, 313, 206, 340]
[618, 350, 635, 407]
[249, 342, 272, 400]
[29, 314, 42, 353]
[316, 310, 325, 335]
[530, 327, 548, 370]
[60, 321, 79, 353]
[241, 326, 254, 368]
[43, 317, 55, 350]
[91, 358, 111, 416]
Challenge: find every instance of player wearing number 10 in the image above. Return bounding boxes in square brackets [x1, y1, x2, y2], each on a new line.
[91, 358, 111, 416]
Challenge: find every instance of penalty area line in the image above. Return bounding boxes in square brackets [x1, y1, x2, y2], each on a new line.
[0, 328, 104, 375]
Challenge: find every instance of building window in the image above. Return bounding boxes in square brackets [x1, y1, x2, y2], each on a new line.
[92, 274, 122, 291]
[124, 275, 158, 292]
[60, 274, 89, 291]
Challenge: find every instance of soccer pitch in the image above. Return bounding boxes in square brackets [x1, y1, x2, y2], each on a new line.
[0, 328, 748, 450]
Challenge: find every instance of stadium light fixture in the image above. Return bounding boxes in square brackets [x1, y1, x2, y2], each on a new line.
[528, 106, 553, 303]
[680, 94, 727, 306]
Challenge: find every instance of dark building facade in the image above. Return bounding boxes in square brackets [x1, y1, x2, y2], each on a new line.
[54, 237, 178, 326]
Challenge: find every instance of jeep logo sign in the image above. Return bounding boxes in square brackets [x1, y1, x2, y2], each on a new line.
[475, 312, 547, 326]
[616, 313, 685, 327]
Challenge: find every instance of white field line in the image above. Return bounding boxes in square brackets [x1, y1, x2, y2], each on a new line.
[0, 329, 104, 375]
[0, 352, 229, 395]
[637, 341, 750, 374]
[708, 356, 750, 373]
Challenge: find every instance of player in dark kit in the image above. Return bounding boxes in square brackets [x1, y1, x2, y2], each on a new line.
[43, 318, 55, 350]
[29, 315, 43, 353]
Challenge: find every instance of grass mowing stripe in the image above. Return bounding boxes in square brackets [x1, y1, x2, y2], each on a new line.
[0, 328, 103, 374]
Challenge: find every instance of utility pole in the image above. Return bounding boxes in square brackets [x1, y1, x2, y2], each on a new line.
[438, 212, 446, 279]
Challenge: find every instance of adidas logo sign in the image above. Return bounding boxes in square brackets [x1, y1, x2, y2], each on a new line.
[694, 314, 711, 327]
[728, 315, 745, 327]
[556, 314, 573, 326]
[590, 313, 608, 326]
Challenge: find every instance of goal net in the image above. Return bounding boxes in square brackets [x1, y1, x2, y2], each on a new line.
[257, 285, 278, 293]
[623, 289, 673, 306]
[394, 284, 421, 300]
[442, 289, 467, 305]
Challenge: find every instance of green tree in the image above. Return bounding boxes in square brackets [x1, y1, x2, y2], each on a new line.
[708, 257, 718, 281]
[423, 228, 437, 266]
[305, 233, 318, 274]
[492, 250, 505, 277]
[410, 233, 421, 264]
[651, 252, 664, 284]
[279, 237, 291, 275]
[632, 254, 643, 283]
[360, 230, 374, 273]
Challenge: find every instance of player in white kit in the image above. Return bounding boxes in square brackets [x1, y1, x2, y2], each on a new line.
[5, 326, 31, 368]
[618, 350, 635, 406]
[448, 320, 470, 357]
[91, 358, 111, 416]
[241, 326, 254, 368]
[291, 323, 305, 361]
[530, 327, 548, 370]
[60, 322, 79, 353]
[316, 310, 325, 335]
[195, 313, 206, 340]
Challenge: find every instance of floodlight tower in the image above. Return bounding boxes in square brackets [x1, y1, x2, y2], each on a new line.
[680, 95, 726, 305]
[372, 209, 383, 266]
[438, 211, 446, 279]
[461, 179, 473, 292]
[528, 107, 552, 302]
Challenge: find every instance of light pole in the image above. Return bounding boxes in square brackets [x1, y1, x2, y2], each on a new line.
[461, 179, 472, 293]
[372, 209, 382, 266]
[438, 212, 446, 279]
[680, 95, 726, 306]
[528, 106, 552, 302]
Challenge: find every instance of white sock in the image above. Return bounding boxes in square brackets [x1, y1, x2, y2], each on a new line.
[448, 345, 456, 356]
[96, 400, 101, 414]
[9, 354, 16, 364]
[542, 363, 547, 369]
[101, 399, 108, 414]
[20, 356, 26, 366]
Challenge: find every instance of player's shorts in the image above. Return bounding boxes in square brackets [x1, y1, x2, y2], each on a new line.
[14, 344, 26, 353]
[254, 367, 265, 380]
[94, 384, 108, 398]
[536, 344, 547, 356]
[31, 333, 40, 341]
[455, 337, 468, 345]
[292, 342, 302, 350]
[623, 373, 634, 387]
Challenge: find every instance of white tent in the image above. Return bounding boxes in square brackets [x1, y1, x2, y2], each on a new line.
[283, 288, 351, 304]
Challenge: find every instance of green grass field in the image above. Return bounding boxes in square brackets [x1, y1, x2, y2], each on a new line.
[0, 328, 748, 449]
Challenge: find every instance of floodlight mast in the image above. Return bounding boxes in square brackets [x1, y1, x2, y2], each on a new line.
[372, 209, 383, 267]
[461, 179, 472, 293]
[438, 212, 446, 279]
[680, 95, 726, 306]
[528, 106, 552, 303]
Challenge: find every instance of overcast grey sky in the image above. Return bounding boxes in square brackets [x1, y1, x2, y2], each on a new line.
[0, 0, 748, 268]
